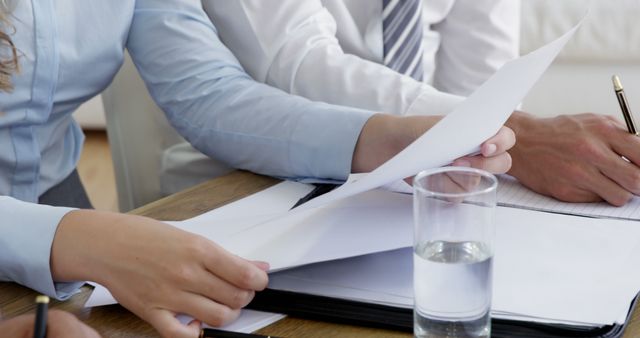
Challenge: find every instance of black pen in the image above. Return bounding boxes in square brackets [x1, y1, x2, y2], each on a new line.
[290, 183, 337, 210]
[613, 75, 638, 135]
[33, 295, 49, 338]
[200, 328, 281, 338]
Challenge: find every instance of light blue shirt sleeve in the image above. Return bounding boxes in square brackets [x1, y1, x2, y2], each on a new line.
[127, 0, 374, 181]
[0, 197, 84, 300]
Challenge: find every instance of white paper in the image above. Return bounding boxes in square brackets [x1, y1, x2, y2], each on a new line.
[176, 312, 285, 334]
[84, 182, 309, 330]
[85, 283, 285, 332]
[295, 20, 584, 212]
[497, 175, 640, 220]
[268, 206, 640, 326]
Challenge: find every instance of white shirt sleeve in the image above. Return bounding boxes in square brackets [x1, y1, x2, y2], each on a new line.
[203, 0, 464, 117]
[0, 197, 84, 299]
[431, 0, 521, 96]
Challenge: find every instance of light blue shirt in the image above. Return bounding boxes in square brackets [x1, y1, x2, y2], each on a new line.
[0, 0, 373, 299]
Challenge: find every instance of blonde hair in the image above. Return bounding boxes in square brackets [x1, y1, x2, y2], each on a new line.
[0, 1, 18, 92]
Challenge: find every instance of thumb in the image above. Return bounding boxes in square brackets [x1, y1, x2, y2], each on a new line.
[147, 309, 200, 338]
[251, 261, 270, 272]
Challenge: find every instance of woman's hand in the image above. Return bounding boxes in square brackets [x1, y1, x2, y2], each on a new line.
[51, 210, 269, 338]
[351, 114, 515, 174]
[0, 310, 101, 338]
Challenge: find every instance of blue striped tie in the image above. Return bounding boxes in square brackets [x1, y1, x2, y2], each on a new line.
[382, 0, 424, 81]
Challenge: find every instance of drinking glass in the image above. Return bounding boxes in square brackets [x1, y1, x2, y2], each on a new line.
[413, 167, 497, 338]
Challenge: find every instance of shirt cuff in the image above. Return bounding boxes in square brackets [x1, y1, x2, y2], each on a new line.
[405, 86, 466, 116]
[289, 104, 374, 181]
[0, 196, 84, 300]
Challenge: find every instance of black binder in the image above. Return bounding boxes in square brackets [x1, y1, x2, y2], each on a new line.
[248, 288, 639, 338]
[256, 184, 640, 337]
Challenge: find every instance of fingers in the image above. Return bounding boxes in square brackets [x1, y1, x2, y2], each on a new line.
[187, 270, 255, 309]
[201, 241, 269, 291]
[583, 170, 633, 207]
[454, 152, 512, 175]
[0, 313, 35, 337]
[251, 261, 270, 272]
[146, 309, 200, 338]
[481, 126, 516, 157]
[597, 153, 640, 196]
[47, 310, 101, 338]
[171, 292, 241, 328]
[611, 131, 640, 168]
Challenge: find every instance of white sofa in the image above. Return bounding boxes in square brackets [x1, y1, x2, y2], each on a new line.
[520, 0, 640, 117]
[94, 0, 640, 211]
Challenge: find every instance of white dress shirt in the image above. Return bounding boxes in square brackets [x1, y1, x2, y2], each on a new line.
[203, 0, 521, 117]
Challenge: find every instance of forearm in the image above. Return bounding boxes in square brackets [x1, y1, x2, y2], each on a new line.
[129, 0, 374, 180]
[351, 114, 442, 173]
[50, 210, 128, 284]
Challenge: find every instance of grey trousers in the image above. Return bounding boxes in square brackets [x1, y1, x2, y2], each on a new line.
[38, 170, 93, 209]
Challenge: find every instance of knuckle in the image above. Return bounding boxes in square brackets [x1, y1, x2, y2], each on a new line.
[207, 307, 235, 327]
[173, 264, 197, 285]
[628, 172, 640, 193]
[162, 323, 185, 338]
[231, 289, 253, 308]
[610, 192, 632, 207]
[48, 309, 77, 323]
[237, 265, 258, 289]
[550, 185, 580, 202]
[188, 236, 211, 257]
[573, 140, 601, 160]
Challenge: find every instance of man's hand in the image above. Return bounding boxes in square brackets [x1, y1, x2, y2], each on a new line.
[351, 114, 515, 175]
[51, 210, 270, 338]
[507, 111, 640, 206]
[0, 310, 101, 338]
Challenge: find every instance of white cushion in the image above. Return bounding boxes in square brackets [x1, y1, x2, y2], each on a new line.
[521, 0, 640, 62]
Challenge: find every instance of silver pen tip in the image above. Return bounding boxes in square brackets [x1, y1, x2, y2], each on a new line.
[613, 75, 624, 91]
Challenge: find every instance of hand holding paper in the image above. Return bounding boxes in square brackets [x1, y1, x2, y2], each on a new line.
[351, 115, 515, 181]
[298, 20, 584, 212]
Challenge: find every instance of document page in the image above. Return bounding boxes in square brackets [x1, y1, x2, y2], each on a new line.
[497, 175, 640, 220]
[268, 206, 640, 326]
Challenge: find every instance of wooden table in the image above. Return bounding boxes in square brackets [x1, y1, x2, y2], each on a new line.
[1, 170, 639, 337]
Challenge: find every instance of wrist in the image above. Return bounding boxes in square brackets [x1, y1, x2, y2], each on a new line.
[351, 114, 441, 173]
[50, 210, 128, 285]
[505, 111, 537, 137]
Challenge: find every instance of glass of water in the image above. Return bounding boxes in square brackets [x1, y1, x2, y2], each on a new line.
[413, 166, 497, 338]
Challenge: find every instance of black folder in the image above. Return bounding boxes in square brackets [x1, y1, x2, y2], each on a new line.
[248, 288, 639, 338]
[255, 184, 640, 337]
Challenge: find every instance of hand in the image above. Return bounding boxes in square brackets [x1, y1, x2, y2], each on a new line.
[51, 210, 270, 338]
[351, 114, 515, 174]
[0, 310, 100, 338]
[506, 112, 640, 206]
[452, 126, 515, 173]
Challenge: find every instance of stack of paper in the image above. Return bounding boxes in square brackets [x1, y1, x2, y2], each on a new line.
[267, 202, 640, 327]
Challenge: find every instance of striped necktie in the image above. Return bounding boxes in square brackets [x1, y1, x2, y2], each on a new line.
[382, 0, 424, 81]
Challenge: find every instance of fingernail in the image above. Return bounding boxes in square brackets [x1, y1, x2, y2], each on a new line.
[454, 160, 471, 167]
[484, 144, 497, 156]
[253, 261, 270, 271]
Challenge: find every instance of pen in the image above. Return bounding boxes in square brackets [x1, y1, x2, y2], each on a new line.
[612, 75, 638, 135]
[200, 328, 281, 338]
[290, 183, 337, 210]
[33, 295, 49, 338]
